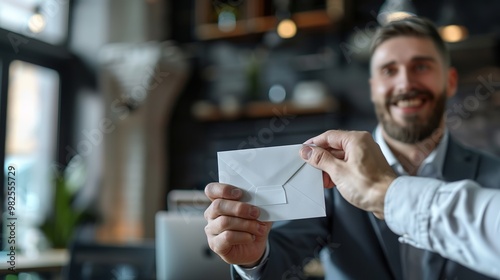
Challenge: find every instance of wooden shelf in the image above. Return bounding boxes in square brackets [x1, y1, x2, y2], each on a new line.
[292, 9, 332, 29]
[194, 0, 338, 41]
[195, 10, 333, 41]
[195, 17, 274, 41]
[192, 97, 337, 122]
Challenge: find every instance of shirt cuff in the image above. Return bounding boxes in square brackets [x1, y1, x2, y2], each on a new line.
[233, 242, 270, 280]
[384, 176, 442, 249]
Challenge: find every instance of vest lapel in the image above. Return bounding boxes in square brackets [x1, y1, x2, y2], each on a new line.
[442, 137, 479, 182]
[368, 214, 403, 279]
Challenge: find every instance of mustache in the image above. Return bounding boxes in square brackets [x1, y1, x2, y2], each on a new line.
[387, 90, 434, 105]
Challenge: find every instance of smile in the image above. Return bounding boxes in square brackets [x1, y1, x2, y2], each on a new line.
[389, 94, 431, 115]
[396, 97, 425, 108]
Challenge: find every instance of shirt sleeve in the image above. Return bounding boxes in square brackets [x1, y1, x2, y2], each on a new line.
[384, 176, 500, 278]
[232, 242, 270, 280]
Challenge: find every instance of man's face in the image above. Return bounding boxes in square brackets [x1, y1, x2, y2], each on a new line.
[369, 36, 456, 143]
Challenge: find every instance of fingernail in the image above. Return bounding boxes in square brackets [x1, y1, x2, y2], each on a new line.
[301, 146, 313, 160]
[250, 206, 259, 218]
[231, 189, 242, 198]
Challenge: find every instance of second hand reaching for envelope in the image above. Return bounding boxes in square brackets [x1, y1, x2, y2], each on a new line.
[300, 130, 397, 219]
[302, 143, 345, 189]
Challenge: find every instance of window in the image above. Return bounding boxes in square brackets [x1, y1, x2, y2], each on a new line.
[0, 0, 69, 45]
[4, 61, 60, 253]
[0, 0, 72, 260]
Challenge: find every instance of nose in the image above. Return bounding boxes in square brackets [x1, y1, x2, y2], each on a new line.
[394, 67, 413, 94]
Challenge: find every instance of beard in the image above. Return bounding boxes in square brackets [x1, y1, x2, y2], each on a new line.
[374, 89, 447, 144]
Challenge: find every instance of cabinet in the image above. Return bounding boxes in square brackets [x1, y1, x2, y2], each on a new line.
[194, 0, 345, 40]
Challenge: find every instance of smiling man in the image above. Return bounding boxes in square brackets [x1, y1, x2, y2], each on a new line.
[369, 24, 458, 176]
[203, 17, 500, 280]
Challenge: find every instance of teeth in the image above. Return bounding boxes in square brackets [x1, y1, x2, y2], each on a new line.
[397, 98, 423, 108]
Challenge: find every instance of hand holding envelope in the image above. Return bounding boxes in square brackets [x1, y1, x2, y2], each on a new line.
[217, 144, 326, 221]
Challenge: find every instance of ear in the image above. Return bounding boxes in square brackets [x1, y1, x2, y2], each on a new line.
[446, 67, 458, 98]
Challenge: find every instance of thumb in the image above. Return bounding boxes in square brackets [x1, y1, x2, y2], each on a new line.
[300, 145, 344, 174]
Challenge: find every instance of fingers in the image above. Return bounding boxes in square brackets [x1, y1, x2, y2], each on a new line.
[205, 216, 269, 239]
[205, 182, 243, 201]
[301, 145, 344, 171]
[205, 220, 272, 265]
[203, 182, 272, 265]
[329, 149, 345, 159]
[304, 130, 348, 149]
[208, 230, 255, 256]
[205, 198, 260, 220]
[300, 145, 346, 186]
[304, 130, 372, 153]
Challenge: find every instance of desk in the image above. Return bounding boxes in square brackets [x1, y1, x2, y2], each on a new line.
[0, 249, 68, 276]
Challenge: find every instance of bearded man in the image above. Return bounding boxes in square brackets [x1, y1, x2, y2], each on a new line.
[203, 17, 500, 280]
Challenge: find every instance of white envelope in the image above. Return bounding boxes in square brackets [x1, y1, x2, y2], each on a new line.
[217, 144, 325, 221]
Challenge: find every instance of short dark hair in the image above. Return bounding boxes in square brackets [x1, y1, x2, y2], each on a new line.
[370, 17, 450, 67]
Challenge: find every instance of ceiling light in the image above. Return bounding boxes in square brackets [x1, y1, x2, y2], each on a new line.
[439, 25, 468, 43]
[28, 12, 45, 33]
[277, 19, 297, 39]
[437, 0, 468, 43]
[377, 0, 416, 26]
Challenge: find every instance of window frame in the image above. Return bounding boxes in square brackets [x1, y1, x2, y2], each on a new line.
[0, 2, 75, 249]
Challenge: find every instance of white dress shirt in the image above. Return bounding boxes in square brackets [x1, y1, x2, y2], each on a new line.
[375, 127, 500, 277]
[378, 126, 500, 278]
[385, 177, 500, 278]
[374, 125, 449, 180]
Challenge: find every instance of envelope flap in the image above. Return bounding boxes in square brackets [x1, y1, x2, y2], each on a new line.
[218, 144, 305, 187]
[254, 185, 287, 206]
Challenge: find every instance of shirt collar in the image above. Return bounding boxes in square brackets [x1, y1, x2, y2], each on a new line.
[374, 125, 448, 178]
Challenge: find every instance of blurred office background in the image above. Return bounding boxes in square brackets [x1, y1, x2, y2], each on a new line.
[0, 0, 499, 279]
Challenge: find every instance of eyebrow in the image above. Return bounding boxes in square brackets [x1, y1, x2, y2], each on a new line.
[411, 56, 438, 63]
[376, 56, 438, 71]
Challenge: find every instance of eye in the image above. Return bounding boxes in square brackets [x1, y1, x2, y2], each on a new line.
[381, 67, 396, 76]
[414, 63, 430, 72]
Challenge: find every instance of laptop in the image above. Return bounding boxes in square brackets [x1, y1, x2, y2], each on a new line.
[155, 211, 232, 280]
